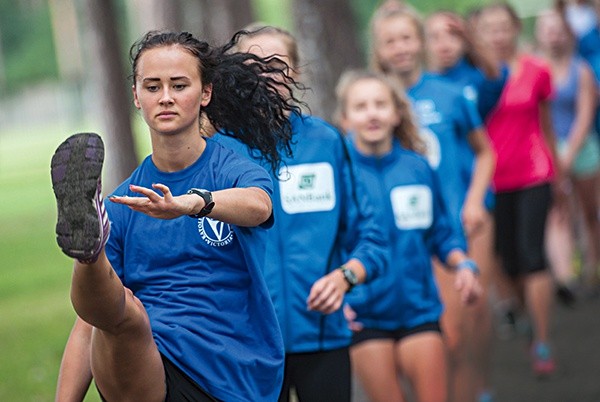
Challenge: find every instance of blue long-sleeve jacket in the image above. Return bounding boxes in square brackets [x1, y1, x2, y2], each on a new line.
[215, 113, 388, 353]
[346, 140, 465, 330]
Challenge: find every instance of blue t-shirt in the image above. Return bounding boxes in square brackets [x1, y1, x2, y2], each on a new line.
[346, 140, 465, 329]
[551, 57, 584, 142]
[105, 139, 284, 402]
[215, 113, 388, 353]
[408, 73, 482, 247]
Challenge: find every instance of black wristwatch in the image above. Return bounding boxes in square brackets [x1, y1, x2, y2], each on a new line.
[339, 265, 358, 292]
[186, 188, 215, 218]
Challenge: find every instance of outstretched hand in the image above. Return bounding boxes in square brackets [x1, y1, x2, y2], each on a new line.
[109, 183, 196, 219]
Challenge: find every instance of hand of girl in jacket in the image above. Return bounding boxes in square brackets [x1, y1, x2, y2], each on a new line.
[306, 269, 349, 314]
[454, 260, 482, 305]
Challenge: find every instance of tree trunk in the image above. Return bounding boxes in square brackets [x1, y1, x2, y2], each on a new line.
[132, 0, 183, 34]
[292, 0, 363, 121]
[83, 0, 137, 193]
[197, 0, 255, 45]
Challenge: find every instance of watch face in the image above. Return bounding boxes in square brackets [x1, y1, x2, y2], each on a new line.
[343, 267, 358, 285]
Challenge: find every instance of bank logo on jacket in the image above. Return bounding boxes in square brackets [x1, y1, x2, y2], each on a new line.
[390, 185, 433, 229]
[279, 162, 336, 214]
[197, 217, 234, 247]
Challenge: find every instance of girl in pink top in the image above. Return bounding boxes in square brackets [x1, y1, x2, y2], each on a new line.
[478, 3, 562, 378]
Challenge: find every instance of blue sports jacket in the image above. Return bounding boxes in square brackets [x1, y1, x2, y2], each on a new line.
[215, 113, 388, 353]
[346, 140, 465, 330]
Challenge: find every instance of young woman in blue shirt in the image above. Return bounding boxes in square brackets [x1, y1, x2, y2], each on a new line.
[51, 30, 302, 402]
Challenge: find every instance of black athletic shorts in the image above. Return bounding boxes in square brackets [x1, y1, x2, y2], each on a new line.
[493, 183, 552, 278]
[98, 353, 217, 402]
[350, 321, 442, 346]
[279, 347, 351, 402]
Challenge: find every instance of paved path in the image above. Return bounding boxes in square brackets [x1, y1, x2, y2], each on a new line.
[352, 294, 600, 402]
[490, 294, 600, 402]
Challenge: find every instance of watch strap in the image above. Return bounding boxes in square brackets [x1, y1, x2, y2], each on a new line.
[187, 188, 215, 218]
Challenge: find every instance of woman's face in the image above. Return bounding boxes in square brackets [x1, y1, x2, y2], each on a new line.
[133, 45, 212, 137]
[373, 15, 423, 75]
[478, 8, 519, 61]
[536, 12, 571, 54]
[341, 78, 400, 149]
[425, 14, 464, 71]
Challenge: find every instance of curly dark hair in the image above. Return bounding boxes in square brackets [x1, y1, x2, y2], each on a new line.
[130, 30, 305, 173]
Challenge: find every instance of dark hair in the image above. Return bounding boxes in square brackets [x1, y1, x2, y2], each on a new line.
[130, 30, 304, 173]
[234, 23, 301, 68]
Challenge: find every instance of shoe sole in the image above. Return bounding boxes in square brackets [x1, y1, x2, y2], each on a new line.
[51, 133, 104, 260]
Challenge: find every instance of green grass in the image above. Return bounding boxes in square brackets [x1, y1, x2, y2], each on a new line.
[0, 123, 149, 401]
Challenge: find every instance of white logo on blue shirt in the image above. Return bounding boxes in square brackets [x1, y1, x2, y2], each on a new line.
[390, 185, 433, 229]
[418, 127, 441, 170]
[278, 162, 336, 214]
[198, 217, 234, 247]
[414, 99, 442, 126]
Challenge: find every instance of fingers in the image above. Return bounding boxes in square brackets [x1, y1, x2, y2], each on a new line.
[455, 271, 482, 305]
[307, 279, 344, 314]
[343, 304, 364, 331]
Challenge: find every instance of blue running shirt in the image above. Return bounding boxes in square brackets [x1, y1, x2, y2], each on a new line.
[105, 139, 284, 402]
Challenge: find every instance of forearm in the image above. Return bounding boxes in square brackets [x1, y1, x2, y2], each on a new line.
[465, 131, 495, 207]
[207, 187, 272, 227]
[55, 318, 93, 402]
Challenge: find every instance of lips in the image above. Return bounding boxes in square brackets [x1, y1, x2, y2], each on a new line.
[157, 111, 176, 118]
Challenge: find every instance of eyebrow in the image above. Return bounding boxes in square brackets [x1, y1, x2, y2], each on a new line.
[142, 76, 190, 82]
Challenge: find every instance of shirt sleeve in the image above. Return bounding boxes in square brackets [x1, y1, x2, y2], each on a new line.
[454, 89, 483, 140]
[218, 145, 275, 228]
[477, 63, 508, 119]
[337, 135, 389, 282]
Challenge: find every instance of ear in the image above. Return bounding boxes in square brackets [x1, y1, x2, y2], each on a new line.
[132, 85, 141, 109]
[201, 84, 213, 107]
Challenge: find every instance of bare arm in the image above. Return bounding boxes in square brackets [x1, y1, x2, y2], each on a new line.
[55, 318, 93, 402]
[109, 184, 272, 227]
[463, 128, 496, 235]
[540, 100, 562, 179]
[562, 63, 598, 171]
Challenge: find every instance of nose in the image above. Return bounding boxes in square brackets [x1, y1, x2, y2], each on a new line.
[159, 87, 174, 105]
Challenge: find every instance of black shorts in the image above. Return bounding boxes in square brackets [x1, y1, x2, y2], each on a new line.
[98, 353, 217, 402]
[350, 321, 441, 346]
[493, 183, 552, 278]
[280, 347, 351, 402]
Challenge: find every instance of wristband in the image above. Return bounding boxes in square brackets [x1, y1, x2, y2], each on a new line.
[456, 259, 479, 275]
